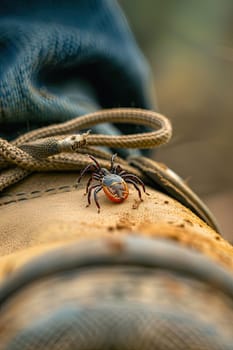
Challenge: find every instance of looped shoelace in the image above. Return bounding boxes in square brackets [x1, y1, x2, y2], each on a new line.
[0, 108, 172, 192]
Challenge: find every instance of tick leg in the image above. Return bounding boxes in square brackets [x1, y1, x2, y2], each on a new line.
[113, 164, 124, 175]
[123, 174, 149, 195]
[116, 168, 145, 188]
[94, 186, 102, 213]
[118, 170, 127, 176]
[85, 176, 93, 195]
[110, 153, 118, 172]
[76, 163, 98, 186]
[93, 173, 102, 180]
[89, 155, 101, 170]
[125, 179, 143, 201]
[86, 184, 101, 207]
[85, 173, 101, 194]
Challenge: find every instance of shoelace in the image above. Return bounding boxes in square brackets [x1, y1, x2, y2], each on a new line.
[0, 108, 172, 192]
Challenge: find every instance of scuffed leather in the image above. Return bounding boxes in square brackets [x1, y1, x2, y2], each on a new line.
[0, 172, 232, 282]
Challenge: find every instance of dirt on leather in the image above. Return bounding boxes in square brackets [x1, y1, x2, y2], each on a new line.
[0, 188, 232, 284]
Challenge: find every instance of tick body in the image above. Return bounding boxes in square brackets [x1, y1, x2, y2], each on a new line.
[102, 174, 129, 203]
[76, 154, 147, 212]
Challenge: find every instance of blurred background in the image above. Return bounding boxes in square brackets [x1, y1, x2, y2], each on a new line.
[120, 0, 233, 241]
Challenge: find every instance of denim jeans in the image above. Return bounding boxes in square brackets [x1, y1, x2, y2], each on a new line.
[0, 0, 153, 148]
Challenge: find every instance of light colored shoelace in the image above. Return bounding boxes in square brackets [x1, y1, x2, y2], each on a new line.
[0, 108, 172, 192]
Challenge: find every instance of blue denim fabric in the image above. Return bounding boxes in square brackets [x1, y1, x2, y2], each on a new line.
[0, 0, 153, 144]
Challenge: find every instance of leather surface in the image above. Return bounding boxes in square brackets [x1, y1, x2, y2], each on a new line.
[0, 172, 232, 282]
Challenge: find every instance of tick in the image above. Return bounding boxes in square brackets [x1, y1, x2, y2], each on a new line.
[76, 154, 148, 212]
